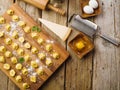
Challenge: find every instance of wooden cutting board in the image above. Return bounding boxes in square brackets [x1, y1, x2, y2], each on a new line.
[0, 3, 69, 90]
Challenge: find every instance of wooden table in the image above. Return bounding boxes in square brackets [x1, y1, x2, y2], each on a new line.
[0, 0, 120, 90]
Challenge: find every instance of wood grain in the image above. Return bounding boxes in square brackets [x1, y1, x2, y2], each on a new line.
[0, 1, 17, 90]
[0, 3, 69, 90]
[0, 0, 120, 90]
[65, 0, 93, 90]
[92, 0, 120, 90]
[40, 0, 68, 90]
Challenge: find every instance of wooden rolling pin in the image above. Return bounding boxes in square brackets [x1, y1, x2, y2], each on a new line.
[21, 0, 65, 15]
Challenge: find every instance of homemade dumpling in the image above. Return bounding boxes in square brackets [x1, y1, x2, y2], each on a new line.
[5, 24, 11, 31]
[0, 31, 4, 37]
[16, 63, 22, 70]
[0, 56, 5, 63]
[5, 51, 12, 58]
[30, 76, 37, 83]
[46, 58, 53, 66]
[16, 75, 22, 82]
[7, 9, 14, 15]
[23, 83, 30, 89]
[5, 38, 12, 45]
[19, 37, 25, 43]
[45, 44, 52, 52]
[12, 31, 18, 39]
[9, 69, 16, 77]
[0, 17, 5, 24]
[18, 21, 26, 28]
[23, 26, 31, 33]
[17, 48, 24, 56]
[31, 47, 38, 54]
[38, 53, 46, 60]
[3, 63, 10, 70]
[12, 15, 19, 22]
[11, 57, 17, 64]
[31, 61, 38, 68]
[0, 46, 6, 53]
[12, 43, 19, 50]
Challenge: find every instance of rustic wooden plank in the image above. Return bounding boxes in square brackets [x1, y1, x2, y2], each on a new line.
[0, 1, 16, 90]
[93, 0, 120, 90]
[65, 0, 93, 90]
[40, 1, 68, 90]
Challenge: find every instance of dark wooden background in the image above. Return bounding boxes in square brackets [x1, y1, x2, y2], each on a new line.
[0, 0, 120, 90]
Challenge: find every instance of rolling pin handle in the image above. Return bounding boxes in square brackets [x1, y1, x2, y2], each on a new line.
[47, 4, 65, 15]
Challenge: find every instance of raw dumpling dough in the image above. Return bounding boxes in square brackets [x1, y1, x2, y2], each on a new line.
[46, 58, 53, 66]
[3, 63, 10, 70]
[30, 75, 37, 83]
[17, 48, 24, 56]
[0, 31, 4, 37]
[12, 15, 19, 22]
[16, 75, 22, 82]
[18, 21, 26, 28]
[31, 61, 38, 68]
[7, 9, 14, 16]
[45, 44, 52, 52]
[11, 57, 17, 64]
[0, 56, 5, 63]
[5, 38, 12, 45]
[5, 24, 11, 31]
[22, 67, 28, 75]
[38, 53, 46, 60]
[10, 69, 16, 77]
[0, 46, 6, 53]
[19, 37, 25, 43]
[12, 43, 19, 50]
[0, 17, 5, 24]
[31, 47, 38, 54]
[16, 63, 22, 70]
[12, 31, 18, 39]
[23, 26, 31, 33]
[5, 51, 12, 58]
[23, 83, 30, 89]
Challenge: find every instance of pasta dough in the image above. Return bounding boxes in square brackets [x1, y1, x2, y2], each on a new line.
[12, 43, 19, 50]
[23, 83, 30, 89]
[7, 9, 14, 15]
[5, 51, 12, 58]
[30, 76, 37, 83]
[16, 63, 22, 70]
[0, 46, 6, 53]
[0, 17, 5, 24]
[31, 47, 38, 54]
[3, 63, 10, 70]
[11, 57, 17, 64]
[10, 69, 16, 77]
[5, 38, 12, 45]
[16, 75, 22, 82]
[23, 26, 31, 33]
[0, 56, 5, 63]
[31, 61, 38, 68]
[12, 15, 19, 22]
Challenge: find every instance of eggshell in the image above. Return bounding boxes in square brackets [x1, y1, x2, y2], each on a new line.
[83, 5, 94, 14]
[89, 0, 99, 9]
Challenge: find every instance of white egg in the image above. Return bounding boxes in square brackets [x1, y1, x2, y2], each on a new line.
[89, 0, 99, 9]
[83, 5, 94, 14]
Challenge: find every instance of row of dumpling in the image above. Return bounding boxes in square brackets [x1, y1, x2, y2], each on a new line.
[0, 9, 60, 60]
